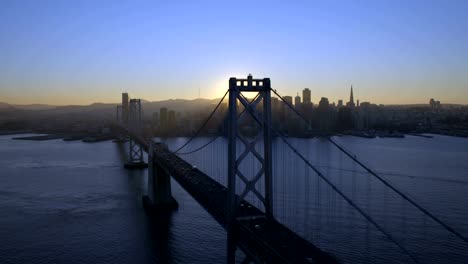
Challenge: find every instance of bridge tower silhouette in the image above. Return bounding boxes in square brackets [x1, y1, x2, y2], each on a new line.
[227, 74, 273, 219]
[227, 75, 277, 263]
[124, 99, 147, 169]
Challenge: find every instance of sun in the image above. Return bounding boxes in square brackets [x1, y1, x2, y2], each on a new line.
[212, 72, 252, 98]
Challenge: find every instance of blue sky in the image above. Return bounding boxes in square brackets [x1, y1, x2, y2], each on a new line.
[1, 0, 467, 105]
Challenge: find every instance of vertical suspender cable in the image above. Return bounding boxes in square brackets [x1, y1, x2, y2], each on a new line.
[272, 87, 468, 246]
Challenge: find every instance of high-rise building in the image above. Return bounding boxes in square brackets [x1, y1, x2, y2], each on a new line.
[318, 97, 330, 131]
[160, 107, 168, 129]
[122, 93, 129, 123]
[152, 112, 159, 126]
[283, 96, 293, 106]
[337, 99, 343, 107]
[281, 96, 293, 121]
[294, 93, 301, 108]
[318, 97, 329, 109]
[430, 98, 441, 111]
[347, 85, 355, 108]
[271, 97, 280, 115]
[303, 88, 311, 104]
[168, 110, 176, 129]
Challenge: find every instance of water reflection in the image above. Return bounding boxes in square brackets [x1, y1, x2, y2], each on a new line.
[156, 135, 468, 263]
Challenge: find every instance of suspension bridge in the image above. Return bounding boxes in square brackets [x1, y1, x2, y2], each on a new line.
[113, 75, 468, 263]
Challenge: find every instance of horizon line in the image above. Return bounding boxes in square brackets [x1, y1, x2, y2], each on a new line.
[2, 98, 467, 108]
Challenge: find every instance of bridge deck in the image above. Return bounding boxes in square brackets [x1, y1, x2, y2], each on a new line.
[117, 127, 338, 263]
[153, 144, 338, 263]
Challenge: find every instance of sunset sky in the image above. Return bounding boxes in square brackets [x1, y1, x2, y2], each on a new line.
[1, 0, 467, 105]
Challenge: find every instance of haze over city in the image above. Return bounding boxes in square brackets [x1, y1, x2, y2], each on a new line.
[1, 0, 467, 105]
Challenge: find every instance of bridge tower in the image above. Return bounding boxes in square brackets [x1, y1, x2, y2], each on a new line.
[227, 74, 273, 219]
[226, 75, 273, 263]
[124, 99, 148, 169]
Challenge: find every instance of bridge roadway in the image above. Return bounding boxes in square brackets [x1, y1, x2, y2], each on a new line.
[117, 127, 339, 263]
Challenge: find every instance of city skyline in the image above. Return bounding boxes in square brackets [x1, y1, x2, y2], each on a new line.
[0, 84, 456, 108]
[1, 0, 468, 105]
[0, 85, 460, 107]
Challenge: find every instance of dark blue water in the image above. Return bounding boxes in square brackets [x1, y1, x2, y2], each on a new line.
[1, 134, 467, 263]
[0, 135, 225, 264]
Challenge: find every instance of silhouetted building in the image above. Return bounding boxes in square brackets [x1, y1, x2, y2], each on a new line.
[281, 96, 293, 125]
[346, 85, 355, 108]
[303, 88, 311, 104]
[318, 97, 331, 131]
[122, 93, 129, 123]
[357, 102, 371, 129]
[168, 110, 176, 130]
[295, 93, 301, 109]
[337, 99, 343, 108]
[337, 107, 353, 130]
[430, 98, 441, 112]
[152, 112, 159, 126]
[271, 97, 280, 117]
[160, 107, 168, 129]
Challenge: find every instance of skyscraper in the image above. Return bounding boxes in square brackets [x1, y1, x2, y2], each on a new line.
[337, 99, 343, 107]
[160, 107, 168, 129]
[168, 110, 176, 129]
[282, 96, 293, 120]
[122, 93, 129, 124]
[347, 85, 355, 108]
[303, 88, 311, 104]
[294, 93, 301, 108]
[318, 97, 331, 131]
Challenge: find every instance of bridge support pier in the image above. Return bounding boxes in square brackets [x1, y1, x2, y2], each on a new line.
[124, 139, 148, 169]
[143, 142, 178, 212]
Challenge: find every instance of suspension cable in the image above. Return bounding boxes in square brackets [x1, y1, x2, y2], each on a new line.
[176, 136, 220, 155]
[272, 87, 468, 245]
[232, 94, 418, 262]
[272, 127, 419, 263]
[271, 88, 311, 128]
[173, 90, 228, 154]
[328, 137, 468, 244]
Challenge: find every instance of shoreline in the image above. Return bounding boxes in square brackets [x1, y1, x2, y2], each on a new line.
[4, 130, 468, 141]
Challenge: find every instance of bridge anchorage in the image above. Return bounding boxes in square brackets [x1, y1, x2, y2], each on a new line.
[124, 98, 148, 169]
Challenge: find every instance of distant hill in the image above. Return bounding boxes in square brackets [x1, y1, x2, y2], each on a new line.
[0, 102, 12, 109]
[141, 98, 220, 115]
[0, 97, 224, 119]
[12, 104, 57, 110]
